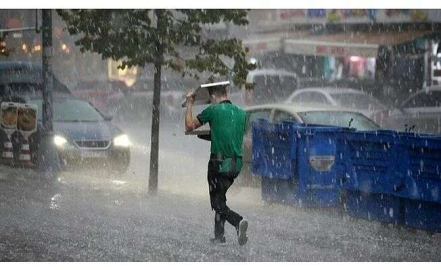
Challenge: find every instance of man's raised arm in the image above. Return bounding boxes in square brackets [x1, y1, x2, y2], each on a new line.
[185, 91, 202, 132]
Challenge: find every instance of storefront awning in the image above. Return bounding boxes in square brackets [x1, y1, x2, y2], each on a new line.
[243, 31, 310, 55]
[283, 31, 434, 57]
[243, 37, 282, 55]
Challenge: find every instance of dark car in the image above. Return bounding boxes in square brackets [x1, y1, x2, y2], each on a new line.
[380, 86, 441, 135]
[0, 61, 72, 97]
[28, 97, 131, 174]
[0, 62, 130, 174]
[0, 95, 131, 175]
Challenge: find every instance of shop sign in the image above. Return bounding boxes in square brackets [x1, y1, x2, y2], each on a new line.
[279, 9, 305, 19]
[327, 9, 371, 22]
[266, 9, 432, 25]
[316, 45, 345, 55]
[243, 38, 282, 54]
[307, 10, 326, 17]
[284, 39, 379, 58]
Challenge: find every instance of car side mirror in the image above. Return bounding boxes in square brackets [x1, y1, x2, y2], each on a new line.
[103, 115, 113, 121]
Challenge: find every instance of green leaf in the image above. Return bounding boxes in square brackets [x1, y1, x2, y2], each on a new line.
[57, 9, 254, 88]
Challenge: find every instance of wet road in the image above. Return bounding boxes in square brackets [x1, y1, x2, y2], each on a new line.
[1, 115, 441, 261]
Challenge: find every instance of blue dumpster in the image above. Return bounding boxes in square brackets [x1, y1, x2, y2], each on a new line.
[398, 134, 441, 203]
[340, 130, 403, 195]
[397, 133, 441, 232]
[340, 130, 404, 225]
[403, 198, 441, 232]
[252, 119, 297, 180]
[253, 118, 441, 232]
[295, 124, 347, 207]
[344, 190, 402, 225]
[253, 120, 347, 208]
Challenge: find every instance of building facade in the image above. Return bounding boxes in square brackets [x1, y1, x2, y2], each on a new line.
[237, 9, 441, 103]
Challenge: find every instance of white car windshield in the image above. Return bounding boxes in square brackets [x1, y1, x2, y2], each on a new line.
[330, 93, 386, 110]
[298, 111, 380, 131]
[403, 91, 441, 108]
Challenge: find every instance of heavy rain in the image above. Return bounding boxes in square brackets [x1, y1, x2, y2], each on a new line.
[1, 7, 441, 263]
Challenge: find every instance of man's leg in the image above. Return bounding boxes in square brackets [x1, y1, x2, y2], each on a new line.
[208, 160, 226, 243]
[215, 174, 248, 246]
[208, 161, 248, 245]
[212, 176, 243, 230]
[214, 212, 226, 239]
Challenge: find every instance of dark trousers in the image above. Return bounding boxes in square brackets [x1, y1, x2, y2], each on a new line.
[207, 160, 243, 239]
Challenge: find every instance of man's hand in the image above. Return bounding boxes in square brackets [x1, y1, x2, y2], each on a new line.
[185, 91, 202, 132]
[186, 91, 196, 106]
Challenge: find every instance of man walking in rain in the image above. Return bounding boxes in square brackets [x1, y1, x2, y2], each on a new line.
[185, 82, 249, 246]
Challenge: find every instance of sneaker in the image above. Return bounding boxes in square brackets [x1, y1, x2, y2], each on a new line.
[210, 236, 226, 244]
[237, 219, 248, 246]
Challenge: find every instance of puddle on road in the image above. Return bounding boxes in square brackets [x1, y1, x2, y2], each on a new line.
[112, 180, 127, 185]
[50, 193, 62, 210]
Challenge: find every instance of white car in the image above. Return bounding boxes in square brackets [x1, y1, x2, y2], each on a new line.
[239, 103, 381, 187]
[285, 87, 387, 124]
[381, 87, 441, 135]
[242, 69, 299, 106]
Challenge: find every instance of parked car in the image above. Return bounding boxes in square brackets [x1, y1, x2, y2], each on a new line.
[0, 95, 131, 175]
[0, 62, 130, 174]
[239, 103, 382, 187]
[243, 69, 299, 106]
[0, 61, 72, 98]
[285, 87, 388, 124]
[380, 86, 441, 135]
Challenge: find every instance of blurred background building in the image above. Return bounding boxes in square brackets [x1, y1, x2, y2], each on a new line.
[1, 9, 441, 103]
[237, 9, 441, 102]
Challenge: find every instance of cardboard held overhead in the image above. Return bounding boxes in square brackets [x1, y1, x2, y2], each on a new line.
[181, 81, 230, 108]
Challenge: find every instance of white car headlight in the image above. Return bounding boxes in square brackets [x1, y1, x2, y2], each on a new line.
[54, 135, 68, 147]
[114, 134, 131, 147]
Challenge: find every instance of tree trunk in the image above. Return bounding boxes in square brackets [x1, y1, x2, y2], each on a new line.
[148, 10, 166, 194]
[38, 9, 61, 176]
[42, 9, 53, 133]
[148, 62, 161, 194]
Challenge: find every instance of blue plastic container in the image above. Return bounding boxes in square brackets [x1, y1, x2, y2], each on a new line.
[403, 199, 441, 232]
[340, 130, 404, 225]
[397, 134, 441, 204]
[340, 130, 404, 196]
[295, 125, 347, 207]
[253, 120, 347, 208]
[344, 190, 403, 225]
[252, 119, 297, 180]
[254, 119, 441, 230]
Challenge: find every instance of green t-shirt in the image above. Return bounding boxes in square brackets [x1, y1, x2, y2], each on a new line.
[197, 100, 246, 173]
